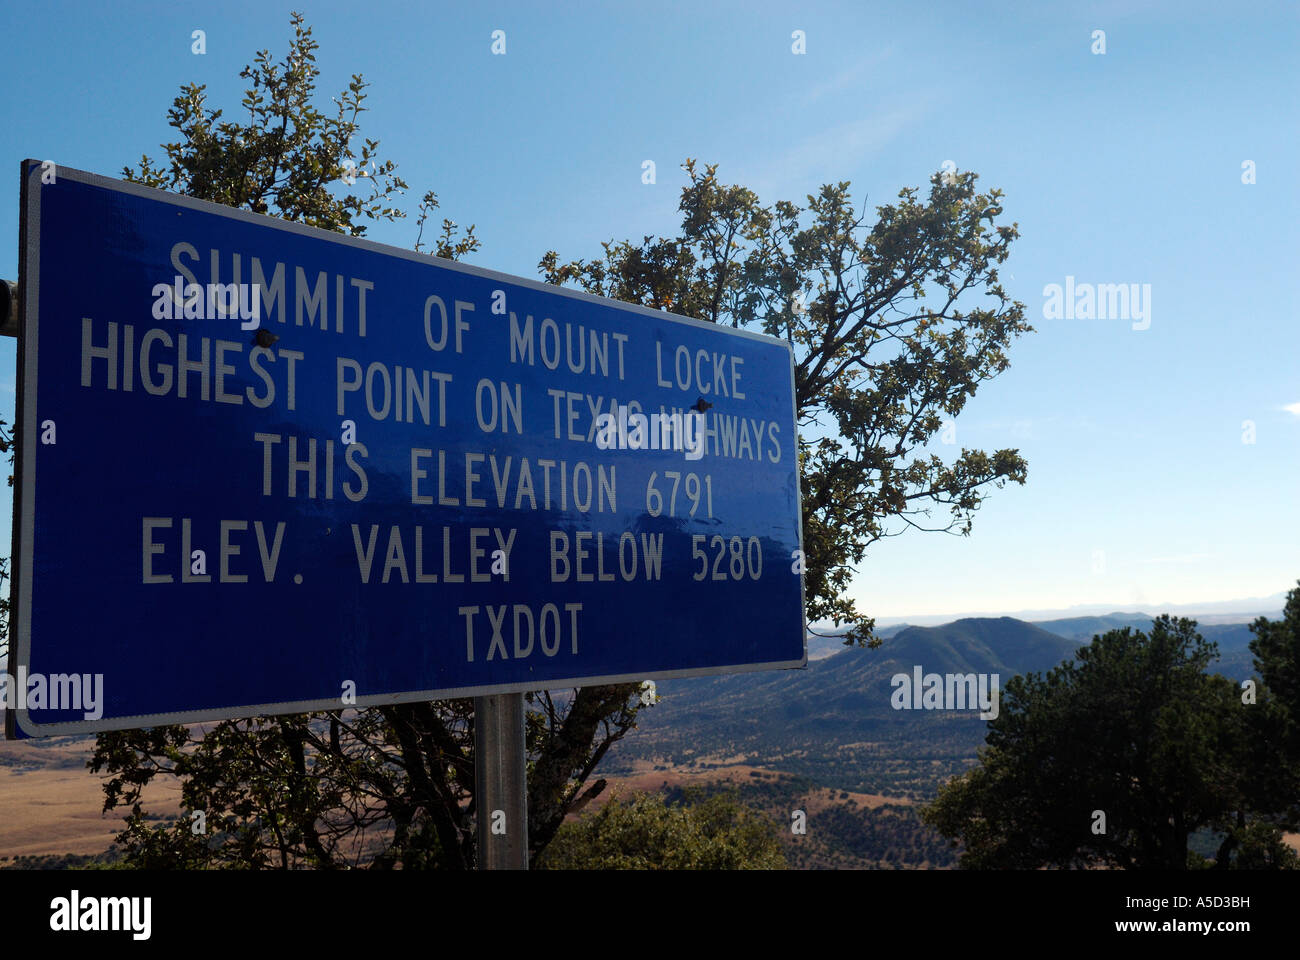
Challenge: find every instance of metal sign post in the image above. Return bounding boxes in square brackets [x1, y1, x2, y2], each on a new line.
[474, 693, 528, 869]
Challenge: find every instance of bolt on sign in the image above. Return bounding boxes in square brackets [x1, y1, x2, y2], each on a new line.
[7, 160, 805, 737]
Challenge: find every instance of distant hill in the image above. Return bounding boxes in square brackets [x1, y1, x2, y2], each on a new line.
[1029, 613, 1259, 682]
[612, 612, 1270, 797]
[1029, 613, 1157, 641]
[806, 622, 910, 660]
[807, 609, 1272, 662]
[872, 594, 1286, 627]
[615, 617, 1081, 796]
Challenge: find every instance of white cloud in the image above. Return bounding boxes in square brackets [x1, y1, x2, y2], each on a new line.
[803, 48, 896, 105]
[746, 95, 933, 196]
[1282, 401, 1300, 417]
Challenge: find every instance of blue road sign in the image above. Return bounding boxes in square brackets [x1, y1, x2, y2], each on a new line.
[7, 160, 804, 736]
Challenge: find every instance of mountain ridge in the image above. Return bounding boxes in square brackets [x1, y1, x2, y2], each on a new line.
[613, 612, 1271, 795]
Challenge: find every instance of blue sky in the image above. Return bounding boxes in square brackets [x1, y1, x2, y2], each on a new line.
[0, 0, 1296, 620]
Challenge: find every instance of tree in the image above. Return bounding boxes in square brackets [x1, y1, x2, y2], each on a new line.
[84, 13, 1034, 868]
[88, 13, 645, 871]
[536, 790, 786, 870]
[1241, 582, 1300, 836]
[921, 616, 1286, 869]
[541, 159, 1030, 645]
